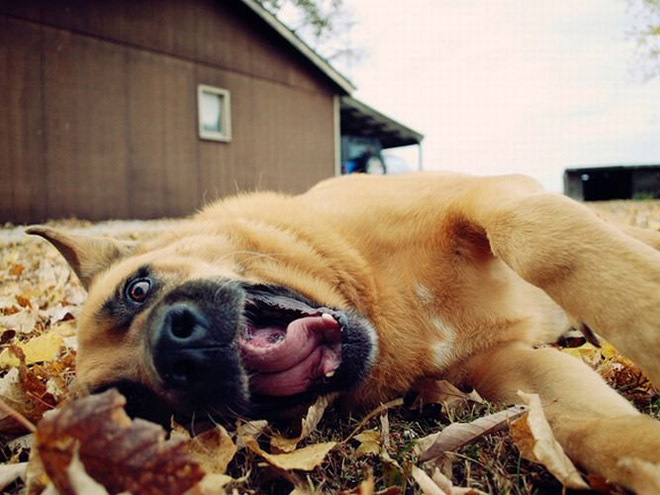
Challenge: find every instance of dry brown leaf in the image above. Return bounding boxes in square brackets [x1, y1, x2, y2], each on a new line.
[1, 350, 56, 438]
[36, 388, 204, 495]
[379, 411, 391, 450]
[354, 429, 381, 457]
[271, 394, 334, 453]
[173, 423, 237, 475]
[246, 437, 336, 471]
[510, 391, 588, 489]
[417, 405, 527, 462]
[617, 457, 660, 495]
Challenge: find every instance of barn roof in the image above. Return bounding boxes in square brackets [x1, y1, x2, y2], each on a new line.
[237, 0, 423, 147]
[238, 0, 356, 94]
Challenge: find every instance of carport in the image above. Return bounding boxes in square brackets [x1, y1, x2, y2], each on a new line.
[339, 96, 424, 174]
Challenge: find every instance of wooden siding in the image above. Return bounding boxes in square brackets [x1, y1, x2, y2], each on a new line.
[0, 1, 337, 222]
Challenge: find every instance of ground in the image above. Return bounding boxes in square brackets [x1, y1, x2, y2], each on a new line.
[1, 200, 659, 495]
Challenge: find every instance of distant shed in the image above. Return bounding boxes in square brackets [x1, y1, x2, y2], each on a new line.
[564, 165, 660, 201]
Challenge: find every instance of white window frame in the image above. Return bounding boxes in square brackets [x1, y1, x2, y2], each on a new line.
[197, 84, 232, 142]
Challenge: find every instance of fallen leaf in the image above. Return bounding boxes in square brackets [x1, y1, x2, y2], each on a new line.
[196, 472, 234, 495]
[246, 437, 336, 471]
[510, 391, 588, 489]
[411, 466, 449, 495]
[600, 341, 618, 359]
[271, 394, 334, 453]
[617, 457, 660, 495]
[0, 332, 64, 368]
[9, 264, 25, 277]
[417, 405, 527, 462]
[0, 307, 38, 334]
[354, 429, 381, 457]
[173, 422, 237, 474]
[0, 355, 55, 437]
[36, 388, 204, 495]
[0, 462, 27, 491]
[380, 412, 391, 450]
[236, 419, 268, 449]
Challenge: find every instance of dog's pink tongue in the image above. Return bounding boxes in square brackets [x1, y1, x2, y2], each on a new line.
[240, 315, 339, 373]
[250, 345, 341, 396]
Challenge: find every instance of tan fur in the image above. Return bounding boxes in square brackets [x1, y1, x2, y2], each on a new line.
[31, 172, 660, 491]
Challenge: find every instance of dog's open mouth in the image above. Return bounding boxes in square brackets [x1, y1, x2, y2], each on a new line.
[240, 287, 344, 397]
[89, 280, 376, 424]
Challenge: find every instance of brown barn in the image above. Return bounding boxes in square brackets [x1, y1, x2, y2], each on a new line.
[0, 0, 422, 223]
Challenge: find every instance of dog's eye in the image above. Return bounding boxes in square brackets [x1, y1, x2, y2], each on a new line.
[126, 278, 151, 304]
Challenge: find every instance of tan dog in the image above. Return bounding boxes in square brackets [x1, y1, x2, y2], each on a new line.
[28, 172, 660, 491]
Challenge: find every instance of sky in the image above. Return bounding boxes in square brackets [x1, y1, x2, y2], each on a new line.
[333, 0, 660, 192]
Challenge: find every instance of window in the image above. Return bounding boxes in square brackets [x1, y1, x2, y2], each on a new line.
[197, 85, 232, 142]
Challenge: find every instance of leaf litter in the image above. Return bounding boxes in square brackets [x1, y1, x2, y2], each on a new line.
[2, 207, 660, 494]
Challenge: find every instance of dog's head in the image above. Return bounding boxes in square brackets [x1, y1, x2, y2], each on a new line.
[27, 222, 378, 425]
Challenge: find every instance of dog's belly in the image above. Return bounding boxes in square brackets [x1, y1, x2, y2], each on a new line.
[413, 255, 570, 375]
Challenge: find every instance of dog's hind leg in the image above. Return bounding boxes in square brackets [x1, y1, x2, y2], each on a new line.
[457, 175, 660, 386]
[464, 342, 660, 492]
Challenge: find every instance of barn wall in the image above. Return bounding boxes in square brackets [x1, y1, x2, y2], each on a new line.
[0, 0, 337, 222]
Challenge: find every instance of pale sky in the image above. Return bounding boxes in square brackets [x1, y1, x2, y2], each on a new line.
[340, 0, 660, 192]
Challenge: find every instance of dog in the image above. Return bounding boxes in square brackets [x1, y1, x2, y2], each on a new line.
[28, 172, 660, 491]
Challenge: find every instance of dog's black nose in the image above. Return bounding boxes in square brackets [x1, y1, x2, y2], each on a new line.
[145, 279, 247, 416]
[150, 302, 240, 392]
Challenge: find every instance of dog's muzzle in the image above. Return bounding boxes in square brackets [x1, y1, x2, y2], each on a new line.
[145, 280, 249, 417]
[106, 279, 378, 423]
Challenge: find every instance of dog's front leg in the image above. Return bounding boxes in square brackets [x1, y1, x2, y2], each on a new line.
[463, 342, 660, 491]
[459, 176, 660, 386]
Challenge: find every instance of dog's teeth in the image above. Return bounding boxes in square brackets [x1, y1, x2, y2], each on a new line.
[321, 313, 335, 323]
[325, 370, 335, 378]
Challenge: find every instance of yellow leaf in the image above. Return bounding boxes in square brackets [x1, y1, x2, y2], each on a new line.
[600, 341, 618, 360]
[246, 437, 336, 471]
[0, 332, 64, 368]
[354, 430, 381, 458]
[173, 423, 237, 475]
[271, 394, 333, 453]
[510, 391, 588, 489]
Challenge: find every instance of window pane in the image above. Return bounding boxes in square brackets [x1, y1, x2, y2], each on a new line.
[200, 91, 223, 133]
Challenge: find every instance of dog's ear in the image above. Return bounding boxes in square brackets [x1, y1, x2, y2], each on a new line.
[25, 226, 137, 290]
